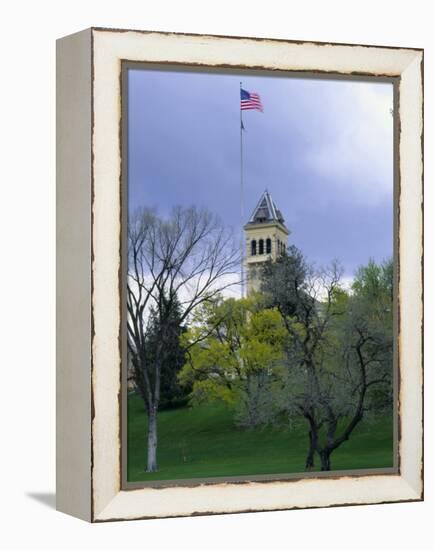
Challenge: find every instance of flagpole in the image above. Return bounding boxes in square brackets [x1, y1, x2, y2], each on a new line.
[240, 82, 244, 298]
[240, 82, 245, 299]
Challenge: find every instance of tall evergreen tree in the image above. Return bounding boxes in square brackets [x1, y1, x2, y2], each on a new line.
[143, 294, 190, 410]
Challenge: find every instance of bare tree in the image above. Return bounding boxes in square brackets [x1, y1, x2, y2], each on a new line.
[127, 205, 240, 472]
[261, 251, 393, 471]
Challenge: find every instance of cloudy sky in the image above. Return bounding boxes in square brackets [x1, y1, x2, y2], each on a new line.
[128, 67, 394, 283]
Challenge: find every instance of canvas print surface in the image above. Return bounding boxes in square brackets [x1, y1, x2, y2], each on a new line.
[125, 66, 395, 484]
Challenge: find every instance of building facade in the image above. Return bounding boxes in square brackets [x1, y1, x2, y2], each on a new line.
[244, 191, 289, 295]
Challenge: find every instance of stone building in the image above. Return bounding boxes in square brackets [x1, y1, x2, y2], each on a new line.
[244, 190, 289, 295]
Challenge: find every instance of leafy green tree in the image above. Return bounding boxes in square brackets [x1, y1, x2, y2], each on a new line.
[352, 259, 393, 303]
[180, 296, 287, 428]
[348, 259, 394, 414]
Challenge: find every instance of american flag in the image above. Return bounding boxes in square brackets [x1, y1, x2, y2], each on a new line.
[240, 88, 263, 112]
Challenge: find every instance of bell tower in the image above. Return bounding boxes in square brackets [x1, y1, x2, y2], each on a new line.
[244, 190, 289, 295]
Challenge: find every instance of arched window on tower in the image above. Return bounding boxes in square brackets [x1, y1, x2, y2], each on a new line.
[277, 239, 281, 255]
[258, 239, 264, 255]
[266, 238, 271, 254]
[251, 239, 257, 256]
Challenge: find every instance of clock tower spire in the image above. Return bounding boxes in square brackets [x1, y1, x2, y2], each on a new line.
[244, 190, 290, 295]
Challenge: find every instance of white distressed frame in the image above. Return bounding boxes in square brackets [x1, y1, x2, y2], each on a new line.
[57, 28, 423, 522]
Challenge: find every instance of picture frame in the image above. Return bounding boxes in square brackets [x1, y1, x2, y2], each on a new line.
[56, 27, 423, 522]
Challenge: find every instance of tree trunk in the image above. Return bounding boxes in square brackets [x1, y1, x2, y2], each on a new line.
[146, 409, 158, 472]
[305, 430, 316, 470]
[319, 450, 331, 471]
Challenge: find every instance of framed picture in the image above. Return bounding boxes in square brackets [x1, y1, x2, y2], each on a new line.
[56, 27, 423, 522]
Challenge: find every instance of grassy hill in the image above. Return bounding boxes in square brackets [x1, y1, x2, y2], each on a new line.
[127, 393, 394, 482]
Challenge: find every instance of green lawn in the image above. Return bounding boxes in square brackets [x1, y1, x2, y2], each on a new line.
[127, 393, 394, 482]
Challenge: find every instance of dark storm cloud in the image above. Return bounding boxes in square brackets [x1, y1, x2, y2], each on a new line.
[128, 68, 393, 278]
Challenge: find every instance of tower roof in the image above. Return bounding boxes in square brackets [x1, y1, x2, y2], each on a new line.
[247, 190, 286, 226]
